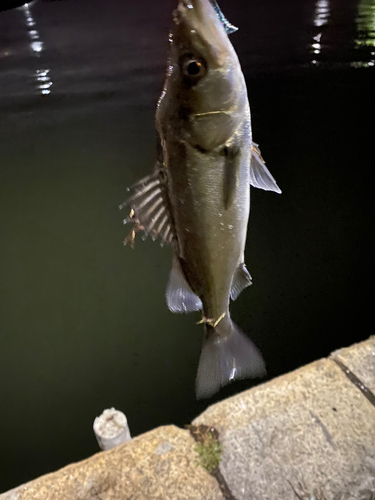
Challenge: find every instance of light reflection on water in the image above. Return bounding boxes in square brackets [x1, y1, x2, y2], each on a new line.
[353, 0, 375, 66]
[309, 0, 375, 67]
[314, 0, 330, 27]
[20, 2, 53, 95]
[36, 69, 53, 95]
[311, 0, 330, 65]
[0, 0, 373, 104]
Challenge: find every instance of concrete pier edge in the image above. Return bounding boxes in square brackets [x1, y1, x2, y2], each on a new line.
[1, 336, 374, 500]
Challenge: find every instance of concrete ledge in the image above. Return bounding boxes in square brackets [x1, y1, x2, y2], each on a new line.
[0, 426, 223, 500]
[193, 354, 375, 499]
[1, 337, 374, 500]
[331, 336, 375, 394]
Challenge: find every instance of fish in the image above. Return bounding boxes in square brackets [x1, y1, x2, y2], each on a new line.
[120, 0, 281, 399]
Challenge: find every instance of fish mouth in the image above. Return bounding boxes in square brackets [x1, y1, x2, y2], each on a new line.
[176, 0, 220, 31]
[175, 0, 232, 67]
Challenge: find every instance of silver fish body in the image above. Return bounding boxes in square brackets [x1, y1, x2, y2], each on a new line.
[122, 0, 281, 398]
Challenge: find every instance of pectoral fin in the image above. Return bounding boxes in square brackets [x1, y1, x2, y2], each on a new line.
[250, 143, 282, 194]
[166, 255, 203, 313]
[230, 263, 252, 301]
[120, 165, 175, 246]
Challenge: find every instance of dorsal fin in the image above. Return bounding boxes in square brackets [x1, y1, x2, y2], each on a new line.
[120, 164, 175, 247]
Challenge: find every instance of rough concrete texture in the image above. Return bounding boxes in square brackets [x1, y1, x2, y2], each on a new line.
[2, 339, 374, 500]
[0, 425, 223, 500]
[193, 354, 375, 499]
[331, 336, 375, 395]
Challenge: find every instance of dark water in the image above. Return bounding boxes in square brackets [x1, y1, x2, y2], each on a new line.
[0, 0, 374, 491]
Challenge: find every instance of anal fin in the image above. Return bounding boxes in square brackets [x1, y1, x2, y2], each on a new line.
[230, 263, 252, 301]
[250, 143, 282, 194]
[166, 256, 203, 313]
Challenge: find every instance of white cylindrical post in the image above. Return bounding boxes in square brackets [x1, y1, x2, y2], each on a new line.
[93, 408, 131, 451]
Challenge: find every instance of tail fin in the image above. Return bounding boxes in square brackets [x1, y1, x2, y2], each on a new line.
[195, 316, 266, 399]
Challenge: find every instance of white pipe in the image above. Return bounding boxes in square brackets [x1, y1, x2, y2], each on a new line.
[93, 408, 131, 451]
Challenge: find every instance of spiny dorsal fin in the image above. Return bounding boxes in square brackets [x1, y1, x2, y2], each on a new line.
[166, 255, 203, 313]
[120, 165, 175, 247]
[250, 143, 282, 194]
[230, 263, 252, 301]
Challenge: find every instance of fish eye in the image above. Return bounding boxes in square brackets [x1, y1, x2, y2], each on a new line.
[182, 57, 206, 78]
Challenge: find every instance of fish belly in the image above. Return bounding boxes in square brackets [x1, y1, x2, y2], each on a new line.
[167, 142, 250, 319]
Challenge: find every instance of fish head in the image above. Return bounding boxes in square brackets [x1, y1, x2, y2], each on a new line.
[156, 0, 248, 151]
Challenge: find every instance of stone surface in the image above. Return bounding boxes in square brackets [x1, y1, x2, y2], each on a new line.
[331, 336, 375, 395]
[2, 339, 374, 500]
[193, 356, 375, 500]
[0, 425, 223, 500]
